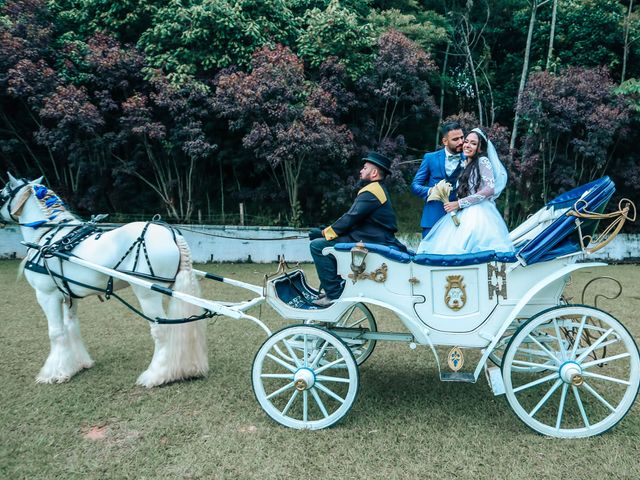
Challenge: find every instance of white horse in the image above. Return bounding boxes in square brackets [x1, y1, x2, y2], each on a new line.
[0, 174, 208, 387]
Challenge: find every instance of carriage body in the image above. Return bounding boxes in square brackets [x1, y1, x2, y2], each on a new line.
[266, 247, 580, 349]
[257, 176, 639, 435]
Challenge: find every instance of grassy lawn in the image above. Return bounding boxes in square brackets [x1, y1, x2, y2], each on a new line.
[1, 260, 639, 479]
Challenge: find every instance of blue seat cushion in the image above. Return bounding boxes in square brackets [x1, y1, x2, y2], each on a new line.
[412, 250, 518, 267]
[334, 242, 413, 263]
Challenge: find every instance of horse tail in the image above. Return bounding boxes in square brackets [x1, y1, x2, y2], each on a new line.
[17, 257, 28, 280]
[164, 235, 209, 380]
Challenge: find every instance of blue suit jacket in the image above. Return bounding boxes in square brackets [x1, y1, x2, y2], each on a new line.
[411, 149, 460, 229]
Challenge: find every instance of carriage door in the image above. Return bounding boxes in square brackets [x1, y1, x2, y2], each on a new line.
[412, 264, 499, 333]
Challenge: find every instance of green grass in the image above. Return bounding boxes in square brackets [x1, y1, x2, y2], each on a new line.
[1, 261, 639, 479]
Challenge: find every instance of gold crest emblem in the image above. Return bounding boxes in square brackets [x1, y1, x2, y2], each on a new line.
[447, 346, 464, 371]
[445, 275, 467, 311]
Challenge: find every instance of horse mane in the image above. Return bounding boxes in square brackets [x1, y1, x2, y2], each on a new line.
[30, 184, 78, 224]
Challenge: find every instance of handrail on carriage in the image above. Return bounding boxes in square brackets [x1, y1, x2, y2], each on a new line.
[569, 198, 636, 254]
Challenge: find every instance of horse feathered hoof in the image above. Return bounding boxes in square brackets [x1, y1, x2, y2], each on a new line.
[36, 372, 72, 384]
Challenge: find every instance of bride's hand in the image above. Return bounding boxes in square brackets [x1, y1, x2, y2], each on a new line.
[444, 201, 459, 212]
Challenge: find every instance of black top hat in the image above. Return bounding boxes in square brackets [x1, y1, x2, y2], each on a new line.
[362, 152, 391, 174]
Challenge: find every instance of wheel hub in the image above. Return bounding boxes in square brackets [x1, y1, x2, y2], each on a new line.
[294, 368, 315, 391]
[559, 361, 583, 386]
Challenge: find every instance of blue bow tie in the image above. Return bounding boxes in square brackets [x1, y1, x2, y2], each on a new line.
[447, 153, 461, 161]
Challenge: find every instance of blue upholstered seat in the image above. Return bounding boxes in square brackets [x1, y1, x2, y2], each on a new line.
[334, 243, 413, 263]
[334, 242, 517, 266]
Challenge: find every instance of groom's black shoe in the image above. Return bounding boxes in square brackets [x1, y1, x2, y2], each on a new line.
[312, 296, 334, 307]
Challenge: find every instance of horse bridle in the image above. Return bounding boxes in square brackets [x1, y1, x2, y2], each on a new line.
[0, 178, 29, 225]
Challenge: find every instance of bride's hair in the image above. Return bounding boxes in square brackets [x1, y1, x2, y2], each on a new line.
[457, 130, 487, 199]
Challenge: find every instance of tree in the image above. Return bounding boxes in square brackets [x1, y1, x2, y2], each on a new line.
[297, 0, 376, 80]
[117, 77, 217, 222]
[353, 30, 439, 161]
[515, 67, 631, 221]
[138, 0, 299, 84]
[214, 45, 353, 226]
[510, 0, 551, 152]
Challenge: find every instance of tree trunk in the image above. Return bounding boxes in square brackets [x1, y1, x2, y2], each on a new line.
[622, 0, 634, 83]
[546, 0, 558, 70]
[510, 1, 538, 152]
[435, 42, 451, 148]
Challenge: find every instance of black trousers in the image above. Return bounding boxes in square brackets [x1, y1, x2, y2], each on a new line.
[309, 238, 344, 299]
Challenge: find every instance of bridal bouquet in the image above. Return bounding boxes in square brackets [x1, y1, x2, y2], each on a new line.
[427, 180, 460, 226]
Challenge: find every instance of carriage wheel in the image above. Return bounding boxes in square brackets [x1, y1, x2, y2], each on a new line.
[502, 305, 640, 438]
[332, 303, 377, 365]
[252, 325, 359, 429]
[489, 319, 559, 373]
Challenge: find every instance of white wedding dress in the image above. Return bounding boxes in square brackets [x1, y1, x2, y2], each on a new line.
[417, 156, 514, 255]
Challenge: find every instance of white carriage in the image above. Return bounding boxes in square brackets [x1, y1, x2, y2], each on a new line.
[1, 174, 637, 438]
[252, 176, 639, 437]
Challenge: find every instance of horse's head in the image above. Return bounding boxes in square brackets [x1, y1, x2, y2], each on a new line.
[1, 174, 34, 223]
[1, 173, 44, 225]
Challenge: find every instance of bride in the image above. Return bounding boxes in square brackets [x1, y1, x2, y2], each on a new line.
[416, 128, 514, 255]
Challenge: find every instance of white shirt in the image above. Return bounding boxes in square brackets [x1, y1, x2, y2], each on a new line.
[444, 149, 463, 177]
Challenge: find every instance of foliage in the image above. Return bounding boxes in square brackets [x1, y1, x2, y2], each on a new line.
[367, 8, 448, 52]
[139, 0, 299, 84]
[535, 0, 625, 71]
[514, 66, 631, 222]
[353, 29, 440, 176]
[1, 0, 639, 231]
[297, 0, 376, 80]
[214, 45, 352, 226]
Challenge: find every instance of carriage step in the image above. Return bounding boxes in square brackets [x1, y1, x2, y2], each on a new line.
[484, 366, 505, 396]
[440, 372, 476, 383]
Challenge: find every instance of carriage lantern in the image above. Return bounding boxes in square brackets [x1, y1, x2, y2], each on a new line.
[350, 242, 368, 275]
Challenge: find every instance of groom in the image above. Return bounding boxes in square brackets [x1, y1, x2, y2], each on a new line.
[411, 121, 465, 238]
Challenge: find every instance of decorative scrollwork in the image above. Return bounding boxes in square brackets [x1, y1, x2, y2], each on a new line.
[487, 262, 508, 300]
[348, 263, 388, 284]
[560, 276, 623, 363]
[580, 276, 623, 308]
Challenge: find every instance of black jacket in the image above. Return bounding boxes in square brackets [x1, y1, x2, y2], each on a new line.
[323, 181, 407, 251]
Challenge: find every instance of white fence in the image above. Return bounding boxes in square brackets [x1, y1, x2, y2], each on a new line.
[1, 225, 638, 263]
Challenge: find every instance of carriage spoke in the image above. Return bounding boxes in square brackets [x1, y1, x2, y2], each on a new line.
[346, 316, 368, 329]
[575, 337, 622, 356]
[310, 341, 330, 369]
[266, 381, 296, 400]
[303, 390, 308, 422]
[310, 388, 329, 419]
[281, 389, 299, 416]
[303, 334, 308, 367]
[576, 328, 615, 362]
[569, 315, 587, 359]
[315, 381, 346, 403]
[529, 379, 562, 417]
[527, 334, 561, 364]
[553, 319, 568, 360]
[316, 375, 351, 383]
[572, 386, 590, 428]
[314, 356, 346, 375]
[581, 371, 631, 386]
[555, 383, 569, 430]
[581, 352, 631, 369]
[260, 373, 294, 379]
[266, 353, 296, 373]
[581, 381, 617, 413]
[513, 372, 558, 393]
[511, 360, 558, 371]
[515, 347, 556, 358]
[282, 338, 302, 368]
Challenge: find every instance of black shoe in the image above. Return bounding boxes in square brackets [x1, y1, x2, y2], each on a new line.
[312, 296, 334, 307]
